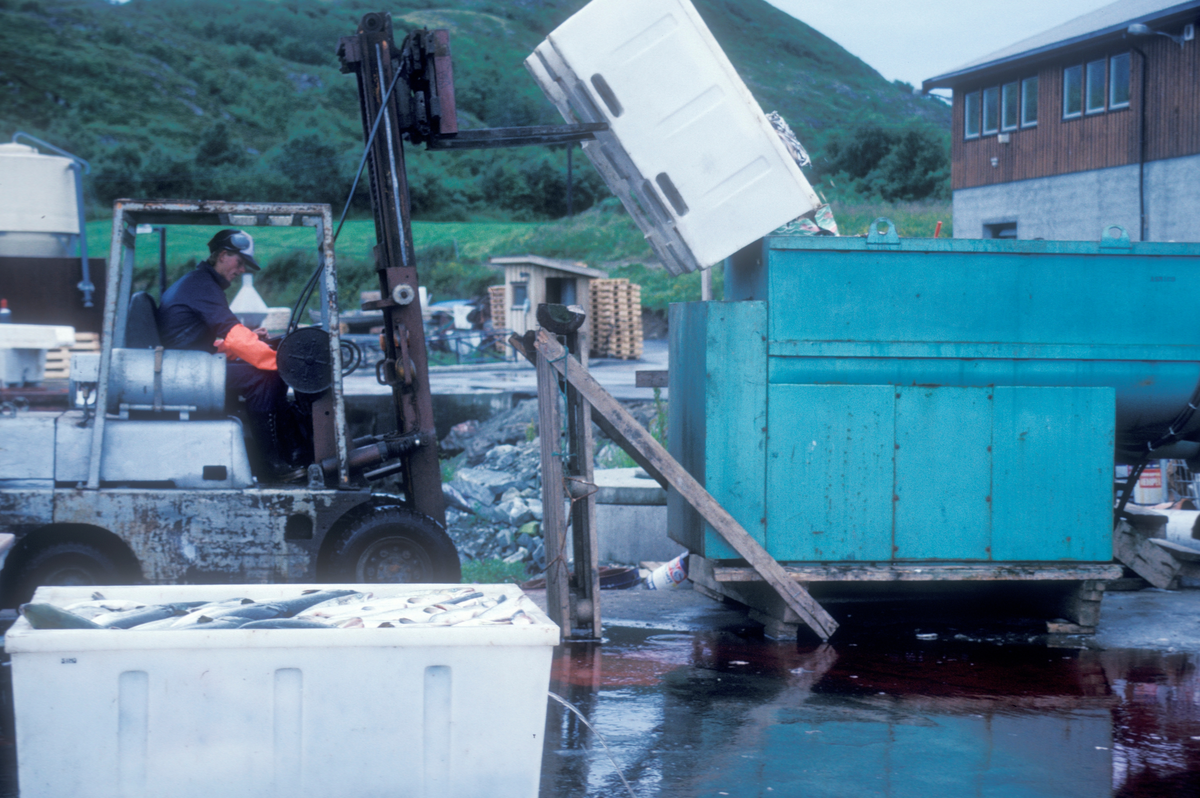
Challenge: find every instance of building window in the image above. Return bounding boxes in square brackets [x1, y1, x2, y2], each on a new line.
[1021, 76, 1038, 127]
[985, 222, 1018, 239]
[1086, 59, 1107, 113]
[982, 86, 1000, 134]
[1063, 64, 1083, 118]
[511, 282, 528, 310]
[1110, 53, 1131, 108]
[1001, 82, 1020, 130]
[964, 91, 981, 139]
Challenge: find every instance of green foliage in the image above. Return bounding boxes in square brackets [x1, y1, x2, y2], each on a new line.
[461, 558, 530, 584]
[827, 198, 952, 238]
[822, 124, 951, 202]
[2, 0, 947, 224]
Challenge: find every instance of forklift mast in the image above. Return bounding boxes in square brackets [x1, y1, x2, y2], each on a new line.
[338, 17, 450, 528]
[337, 13, 606, 530]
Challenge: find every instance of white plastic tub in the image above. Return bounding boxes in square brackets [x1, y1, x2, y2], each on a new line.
[6, 584, 559, 798]
[526, 0, 820, 275]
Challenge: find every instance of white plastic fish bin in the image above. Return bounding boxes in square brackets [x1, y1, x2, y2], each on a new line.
[6, 583, 560, 798]
[526, 0, 820, 275]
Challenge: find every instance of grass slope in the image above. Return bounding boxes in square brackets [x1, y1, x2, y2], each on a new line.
[2, 0, 948, 217]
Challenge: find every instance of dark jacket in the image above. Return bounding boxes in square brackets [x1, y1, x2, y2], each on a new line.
[158, 261, 240, 352]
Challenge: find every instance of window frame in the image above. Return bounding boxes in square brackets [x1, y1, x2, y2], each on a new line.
[964, 90, 981, 139]
[1001, 81, 1020, 131]
[510, 281, 529, 310]
[982, 86, 1000, 135]
[1063, 64, 1084, 119]
[1109, 52, 1131, 109]
[1085, 58, 1107, 114]
[1020, 76, 1038, 127]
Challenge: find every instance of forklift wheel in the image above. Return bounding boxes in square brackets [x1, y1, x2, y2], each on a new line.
[327, 506, 461, 584]
[11, 541, 128, 604]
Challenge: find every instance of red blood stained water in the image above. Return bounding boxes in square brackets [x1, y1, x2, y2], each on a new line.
[545, 627, 1200, 797]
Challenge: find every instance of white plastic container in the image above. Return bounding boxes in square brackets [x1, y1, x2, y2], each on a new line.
[526, 0, 820, 275]
[0, 322, 74, 385]
[6, 583, 560, 798]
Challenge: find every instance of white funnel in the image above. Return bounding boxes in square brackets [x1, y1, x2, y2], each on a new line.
[230, 273, 270, 329]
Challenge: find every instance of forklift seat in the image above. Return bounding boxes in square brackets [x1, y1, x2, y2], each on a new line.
[124, 292, 163, 349]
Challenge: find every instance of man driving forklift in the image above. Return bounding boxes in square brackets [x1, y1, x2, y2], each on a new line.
[158, 229, 309, 479]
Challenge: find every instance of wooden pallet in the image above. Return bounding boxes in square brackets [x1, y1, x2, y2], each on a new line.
[690, 554, 1122, 639]
[590, 278, 643, 358]
[43, 332, 100, 380]
[488, 286, 507, 352]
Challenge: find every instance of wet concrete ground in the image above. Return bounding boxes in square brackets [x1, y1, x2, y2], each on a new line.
[535, 586, 1200, 797]
[0, 585, 1196, 797]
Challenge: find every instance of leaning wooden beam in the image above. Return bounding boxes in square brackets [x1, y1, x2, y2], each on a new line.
[524, 329, 838, 640]
[511, 332, 667, 489]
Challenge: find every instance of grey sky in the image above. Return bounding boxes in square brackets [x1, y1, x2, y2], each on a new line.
[763, 0, 1117, 89]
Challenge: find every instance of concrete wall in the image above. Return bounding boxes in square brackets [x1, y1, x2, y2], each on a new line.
[953, 153, 1200, 242]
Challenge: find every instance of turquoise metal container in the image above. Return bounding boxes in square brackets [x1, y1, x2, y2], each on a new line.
[668, 223, 1200, 564]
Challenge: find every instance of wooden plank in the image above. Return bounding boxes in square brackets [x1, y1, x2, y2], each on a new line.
[1055, 579, 1106, 628]
[511, 333, 669, 490]
[691, 555, 806, 640]
[635, 370, 668, 388]
[711, 562, 1123, 583]
[1113, 519, 1181, 589]
[529, 329, 838, 640]
[1150, 538, 1200, 563]
[536, 347, 570, 640]
[564, 327, 601, 639]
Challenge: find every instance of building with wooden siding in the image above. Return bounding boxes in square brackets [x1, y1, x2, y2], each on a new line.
[488, 254, 606, 343]
[923, 0, 1200, 241]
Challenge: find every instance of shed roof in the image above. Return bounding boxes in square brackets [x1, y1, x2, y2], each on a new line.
[923, 0, 1200, 89]
[489, 255, 608, 279]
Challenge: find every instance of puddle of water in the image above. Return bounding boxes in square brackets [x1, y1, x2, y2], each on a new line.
[543, 625, 1200, 798]
[0, 615, 1194, 797]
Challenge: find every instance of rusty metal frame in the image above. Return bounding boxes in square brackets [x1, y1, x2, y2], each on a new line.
[89, 199, 349, 489]
[339, 17, 446, 527]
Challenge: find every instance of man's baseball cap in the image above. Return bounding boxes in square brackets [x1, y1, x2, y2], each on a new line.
[208, 229, 260, 272]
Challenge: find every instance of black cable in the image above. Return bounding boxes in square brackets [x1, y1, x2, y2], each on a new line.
[287, 59, 405, 334]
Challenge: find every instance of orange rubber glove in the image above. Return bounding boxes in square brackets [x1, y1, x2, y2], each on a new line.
[215, 323, 278, 371]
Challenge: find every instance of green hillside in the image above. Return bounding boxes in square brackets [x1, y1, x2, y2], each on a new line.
[1, 0, 949, 219]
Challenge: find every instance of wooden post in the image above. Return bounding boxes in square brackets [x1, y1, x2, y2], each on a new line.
[536, 347, 570, 639]
[526, 330, 839, 641]
[565, 328, 601, 638]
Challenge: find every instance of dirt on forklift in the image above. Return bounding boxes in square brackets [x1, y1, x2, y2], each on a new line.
[0, 199, 460, 605]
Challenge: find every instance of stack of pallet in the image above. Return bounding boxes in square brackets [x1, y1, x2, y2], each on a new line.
[590, 278, 642, 359]
[488, 286, 507, 351]
[43, 332, 100, 381]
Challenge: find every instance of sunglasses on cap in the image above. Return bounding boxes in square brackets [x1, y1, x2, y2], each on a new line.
[208, 228, 261, 272]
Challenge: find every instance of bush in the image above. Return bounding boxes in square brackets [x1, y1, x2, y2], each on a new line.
[823, 123, 950, 202]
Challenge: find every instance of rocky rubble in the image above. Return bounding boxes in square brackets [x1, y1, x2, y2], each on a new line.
[437, 397, 665, 571]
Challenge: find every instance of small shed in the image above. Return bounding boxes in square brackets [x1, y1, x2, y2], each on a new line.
[489, 255, 607, 341]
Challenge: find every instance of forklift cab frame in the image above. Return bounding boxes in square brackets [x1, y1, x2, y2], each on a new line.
[97, 199, 351, 489]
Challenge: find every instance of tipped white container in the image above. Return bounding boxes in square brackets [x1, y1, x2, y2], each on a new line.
[6, 583, 559, 798]
[526, 0, 820, 275]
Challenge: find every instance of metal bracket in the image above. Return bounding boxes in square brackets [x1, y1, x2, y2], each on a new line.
[866, 218, 901, 247]
[1100, 224, 1133, 250]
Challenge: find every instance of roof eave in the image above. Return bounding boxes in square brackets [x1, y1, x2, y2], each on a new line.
[922, 1, 1200, 91]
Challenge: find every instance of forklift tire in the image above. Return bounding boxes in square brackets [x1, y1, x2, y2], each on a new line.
[327, 506, 461, 584]
[11, 541, 128, 604]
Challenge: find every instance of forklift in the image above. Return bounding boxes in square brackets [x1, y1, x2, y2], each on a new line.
[0, 13, 605, 604]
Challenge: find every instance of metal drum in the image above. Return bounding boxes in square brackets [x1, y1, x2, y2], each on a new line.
[105, 348, 226, 415]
